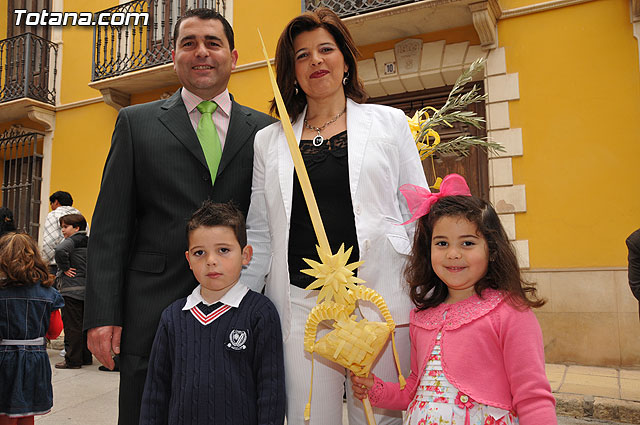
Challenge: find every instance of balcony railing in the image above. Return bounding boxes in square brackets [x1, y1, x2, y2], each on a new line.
[0, 33, 58, 105]
[305, 0, 418, 17]
[92, 0, 226, 81]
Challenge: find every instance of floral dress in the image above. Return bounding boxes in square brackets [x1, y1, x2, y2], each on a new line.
[404, 326, 519, 425]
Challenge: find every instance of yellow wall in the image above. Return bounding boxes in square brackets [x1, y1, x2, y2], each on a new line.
[0, 0, 7, 39]
[500, 0, 640, 268]
[58, 0, 117, 105]
[227, 0, 301, 111]
[49, 103, 118, 223]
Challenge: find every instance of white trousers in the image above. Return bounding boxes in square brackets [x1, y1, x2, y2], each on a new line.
[285, 285, 411, 425]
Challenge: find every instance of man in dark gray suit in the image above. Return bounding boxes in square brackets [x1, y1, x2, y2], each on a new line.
[84, 9, 274, 425]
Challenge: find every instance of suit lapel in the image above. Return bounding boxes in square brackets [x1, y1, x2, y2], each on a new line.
[218, 100, 256, 177]
[278, 109, 305, 223]
[158, 89, 208, 169]
[346, 99, 372, 200]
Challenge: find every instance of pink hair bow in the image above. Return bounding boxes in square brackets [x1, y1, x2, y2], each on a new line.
[399, 173, 471, 225]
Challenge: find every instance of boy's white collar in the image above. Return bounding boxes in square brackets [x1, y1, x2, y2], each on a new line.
[182, 282, 249, 311]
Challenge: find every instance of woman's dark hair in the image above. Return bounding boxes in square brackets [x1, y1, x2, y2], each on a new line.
[270, 7, 368, 121]
[0, 232, 53, 288]
[405, 195, 545, 310]
[0, 207, 17, 237]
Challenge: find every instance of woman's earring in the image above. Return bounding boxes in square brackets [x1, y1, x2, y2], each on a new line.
[294, 81, 299, 95]
[342, 71, 349, 86]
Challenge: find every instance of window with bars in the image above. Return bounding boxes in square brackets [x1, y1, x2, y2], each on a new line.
[0, 128, 43, 240]
[369, 85, 489, 200]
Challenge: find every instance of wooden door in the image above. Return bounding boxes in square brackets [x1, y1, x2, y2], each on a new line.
[370, 85, 489, 200]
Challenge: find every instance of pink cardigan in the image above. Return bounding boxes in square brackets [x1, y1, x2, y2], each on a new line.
[369, 289, 557, 425]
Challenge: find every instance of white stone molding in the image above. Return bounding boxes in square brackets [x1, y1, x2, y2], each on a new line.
[395, 39, 424, 92]
[100, 88, 131, 110]
[469, 0, 501, 50]
[499, 213, 516, 240]
[419, 40, 447, 89]
[489, 157, 513, 187]
[511, 240, 530, 268]
[487, 73, 520, 103]
[633, 0, 640, 21]
[486, 101, 510, 130]
[39, 131, 54, 244]
[56, 97, 104, 111]
[359, 59, 387, 97]
[26, 106, 56, 131]
[488, 128, 524, 157]
[486, 47, 507, 76]
[482, 47, 530, 267]
[442, 42, 470, 85]
[491, 185, 526, 214]
[374, 49, 405, 94]
[357, 40, 490, 96]
[501, 0, 597, 19]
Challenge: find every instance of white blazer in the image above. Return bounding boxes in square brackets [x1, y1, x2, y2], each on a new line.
[242, 98, 428, 339]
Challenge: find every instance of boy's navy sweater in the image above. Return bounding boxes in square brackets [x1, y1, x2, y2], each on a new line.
[139, 289, 285, 425]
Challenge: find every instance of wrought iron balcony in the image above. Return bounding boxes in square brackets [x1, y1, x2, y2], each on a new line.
[92, 0, 226, 82]
[0, 33, 58, 105]
[305, 0, 418, 17]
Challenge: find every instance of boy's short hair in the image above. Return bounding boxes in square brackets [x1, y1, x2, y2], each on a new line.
[60, 213, 87, 231]
[187, 201, 247, 247]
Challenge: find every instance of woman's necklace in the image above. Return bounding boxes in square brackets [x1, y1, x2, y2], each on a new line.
[303, 108, 346, 147]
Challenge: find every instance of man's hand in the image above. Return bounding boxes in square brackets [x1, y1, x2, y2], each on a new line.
[88, 325, 122, 370]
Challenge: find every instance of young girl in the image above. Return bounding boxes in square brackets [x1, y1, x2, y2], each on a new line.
[351, 174, 556, 425]
[0, 232, 64, 425]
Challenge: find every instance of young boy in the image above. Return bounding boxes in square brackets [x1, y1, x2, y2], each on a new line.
[54, 213, 92, 369]
[140, 201, 285, 425]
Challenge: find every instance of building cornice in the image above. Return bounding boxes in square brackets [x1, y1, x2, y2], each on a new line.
[501, 0, 597, 19]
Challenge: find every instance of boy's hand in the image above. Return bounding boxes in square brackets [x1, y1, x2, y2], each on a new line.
[350, 371, 375, 400]
[64, 267, 77, 277]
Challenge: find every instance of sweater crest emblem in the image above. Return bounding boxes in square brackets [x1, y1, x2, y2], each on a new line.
[227, 329, 248, 351]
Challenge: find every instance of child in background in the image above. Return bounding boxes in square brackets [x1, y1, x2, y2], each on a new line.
[140, 201, 285, 425]
[0, 207, 17, 237]
[0, 233, 64, 425]
[351, 174, 556, 425]
[54, 213, 92, 369]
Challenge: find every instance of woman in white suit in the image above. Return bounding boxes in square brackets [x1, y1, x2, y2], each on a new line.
[243, 8, 428, 424]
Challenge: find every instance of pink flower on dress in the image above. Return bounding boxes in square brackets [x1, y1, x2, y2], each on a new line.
[428, 370, 439, 377]
[484, 417, 507, 425]
[454, 391, 475, 410]
[418, 401, 427, 409]
[433, 397, 448, 403]
[417, 418, 427, 425]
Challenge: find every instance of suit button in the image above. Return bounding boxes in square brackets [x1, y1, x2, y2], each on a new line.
[355, 205, 361, 215]
[364, 240, 370, 250]
[203, 174, 210, 181]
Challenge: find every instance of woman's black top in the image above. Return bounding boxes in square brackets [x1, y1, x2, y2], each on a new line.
[287, 130, 360, 289]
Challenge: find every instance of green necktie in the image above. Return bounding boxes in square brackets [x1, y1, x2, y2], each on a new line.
[196, 100, 223, 185]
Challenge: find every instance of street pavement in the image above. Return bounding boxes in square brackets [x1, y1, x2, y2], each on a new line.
[36, 349, 640, 424]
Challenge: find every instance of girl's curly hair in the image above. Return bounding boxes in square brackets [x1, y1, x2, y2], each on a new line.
[0, 232, 53, 288]
[405, 195, 545, 310]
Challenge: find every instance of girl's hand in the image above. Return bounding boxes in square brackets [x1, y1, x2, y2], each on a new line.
[64, 267, 77, 277]
[350, 371, 375, 400]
